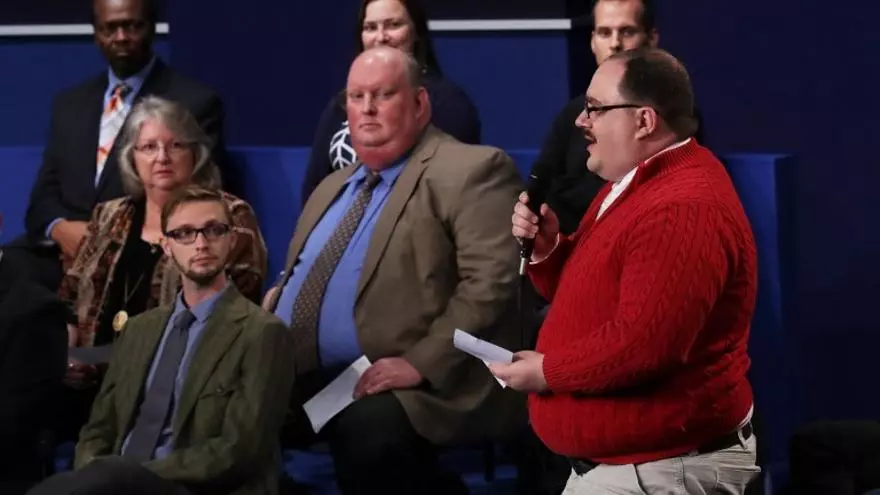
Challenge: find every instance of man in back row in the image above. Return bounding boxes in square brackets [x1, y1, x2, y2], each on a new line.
[4, 0, 227, 291]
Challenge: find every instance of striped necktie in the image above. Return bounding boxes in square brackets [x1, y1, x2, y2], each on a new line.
[289, 172, 382, 374]
[96, 83, 132, 185]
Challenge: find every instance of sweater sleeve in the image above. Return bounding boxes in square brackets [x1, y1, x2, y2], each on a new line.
[301, 93, 345, 207]
[424, 79, 482, 145]
[542, 203, 731, 394]
[527, 235, 574, 302]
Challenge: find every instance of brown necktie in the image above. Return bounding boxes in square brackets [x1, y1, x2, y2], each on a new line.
[290, 172, 381, 374]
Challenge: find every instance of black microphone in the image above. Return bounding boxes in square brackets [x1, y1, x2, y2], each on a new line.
[519, 173, 547, 276]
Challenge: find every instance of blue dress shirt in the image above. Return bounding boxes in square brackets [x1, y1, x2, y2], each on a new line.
[121, 283, 226, 461]
[274, 161, 405, 370]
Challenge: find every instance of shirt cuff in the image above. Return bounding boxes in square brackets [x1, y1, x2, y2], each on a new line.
[529, 233, 562, 265]
[45, 217, 64, 241]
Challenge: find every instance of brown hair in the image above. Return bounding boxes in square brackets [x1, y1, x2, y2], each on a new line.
[609, 47, 699, 139]
[160, 186, 231, 233]
[355, 0, 442, 76]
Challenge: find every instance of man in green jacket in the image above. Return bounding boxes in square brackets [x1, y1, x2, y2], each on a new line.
[28, 186, 294, 495]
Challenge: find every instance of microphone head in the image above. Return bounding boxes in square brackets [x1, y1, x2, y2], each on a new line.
[519, 173, 549, 272]
[525, 173, 548, 215]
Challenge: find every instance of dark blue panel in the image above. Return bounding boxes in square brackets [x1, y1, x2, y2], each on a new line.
[226, 147, 309, 288]
[0, 147, 42, 242]
[0, 0, 168, 23]
[167, 0, 359, 147]
[0, 38, 171, 146]
[725, 153, 801, 465]
[433, 32, 570, 149]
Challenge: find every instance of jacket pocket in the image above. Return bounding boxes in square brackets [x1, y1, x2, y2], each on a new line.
[193, 380, 242, 432]
[198, 380, 240, 398]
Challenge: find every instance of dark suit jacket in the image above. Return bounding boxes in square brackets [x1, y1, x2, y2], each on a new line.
[24, 58, 228, 243]
[74, 286, 295, 495]
[0, 254, 68, 491]
[267, 126, 526, 446]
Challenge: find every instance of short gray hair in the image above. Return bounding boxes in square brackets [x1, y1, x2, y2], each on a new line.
[117, 96, 220, 199]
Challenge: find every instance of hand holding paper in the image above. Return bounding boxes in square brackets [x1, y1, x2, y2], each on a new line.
[486, 350, 549, 393]
[303, 356, 371, 433]
[453, 329, 513, 363]
[453, 329, 513, 387]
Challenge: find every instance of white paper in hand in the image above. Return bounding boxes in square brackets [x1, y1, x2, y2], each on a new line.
[302, 355, 371, 433]
[453, 329, 514, 388]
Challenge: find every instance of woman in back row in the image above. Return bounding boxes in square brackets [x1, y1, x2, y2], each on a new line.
[300, 0, 482, 205]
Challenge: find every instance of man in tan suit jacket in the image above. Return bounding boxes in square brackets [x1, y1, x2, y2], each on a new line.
[264, 47, 525, 494]
[28, 187, 295, 495]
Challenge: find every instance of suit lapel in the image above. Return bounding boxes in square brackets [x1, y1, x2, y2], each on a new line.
[115, 307, 174, 433]
[275, 168, 356, 300]
[355, 127, 441, 302]
[82, 77, 107, 204]
[95, 60, 169, 198]
[173, 287, 247, 430]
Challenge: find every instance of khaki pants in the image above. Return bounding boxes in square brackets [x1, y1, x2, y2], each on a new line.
[563, 435, 760, 494]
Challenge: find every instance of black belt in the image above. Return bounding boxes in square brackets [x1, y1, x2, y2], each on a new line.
[567, 422, 754, 476]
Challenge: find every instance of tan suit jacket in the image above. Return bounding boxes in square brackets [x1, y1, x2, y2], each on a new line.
[75, 286, 295, 495]
[267, 126, 526, 445]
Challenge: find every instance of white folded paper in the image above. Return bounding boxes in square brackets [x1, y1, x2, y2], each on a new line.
[302, 355, 372, 433]
[453, 329, 514, 388]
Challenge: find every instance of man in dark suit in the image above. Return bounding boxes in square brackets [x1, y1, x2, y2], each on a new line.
[0, 240, 69, 494]
[26, 187, 295, 495]
[4, 0, 227, 291]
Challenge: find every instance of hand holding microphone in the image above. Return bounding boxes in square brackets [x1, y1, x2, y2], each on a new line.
[512, 174, 560, 275]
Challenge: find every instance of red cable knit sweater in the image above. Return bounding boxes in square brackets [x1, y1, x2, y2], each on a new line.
[528, 139, 757, 465]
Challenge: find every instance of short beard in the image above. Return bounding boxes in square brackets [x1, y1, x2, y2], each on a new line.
[172, 255, 224, 288]
[185, 267, 224, 288]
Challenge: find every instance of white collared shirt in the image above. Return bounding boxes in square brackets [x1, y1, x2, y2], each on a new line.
[596, 138, 693, 219]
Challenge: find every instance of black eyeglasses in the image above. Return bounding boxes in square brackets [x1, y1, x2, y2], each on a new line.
[584, 103, 643, 120]
[164, 222, 231, 245]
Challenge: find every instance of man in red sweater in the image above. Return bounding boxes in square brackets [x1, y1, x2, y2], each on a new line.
[492, 47, 760, 493]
